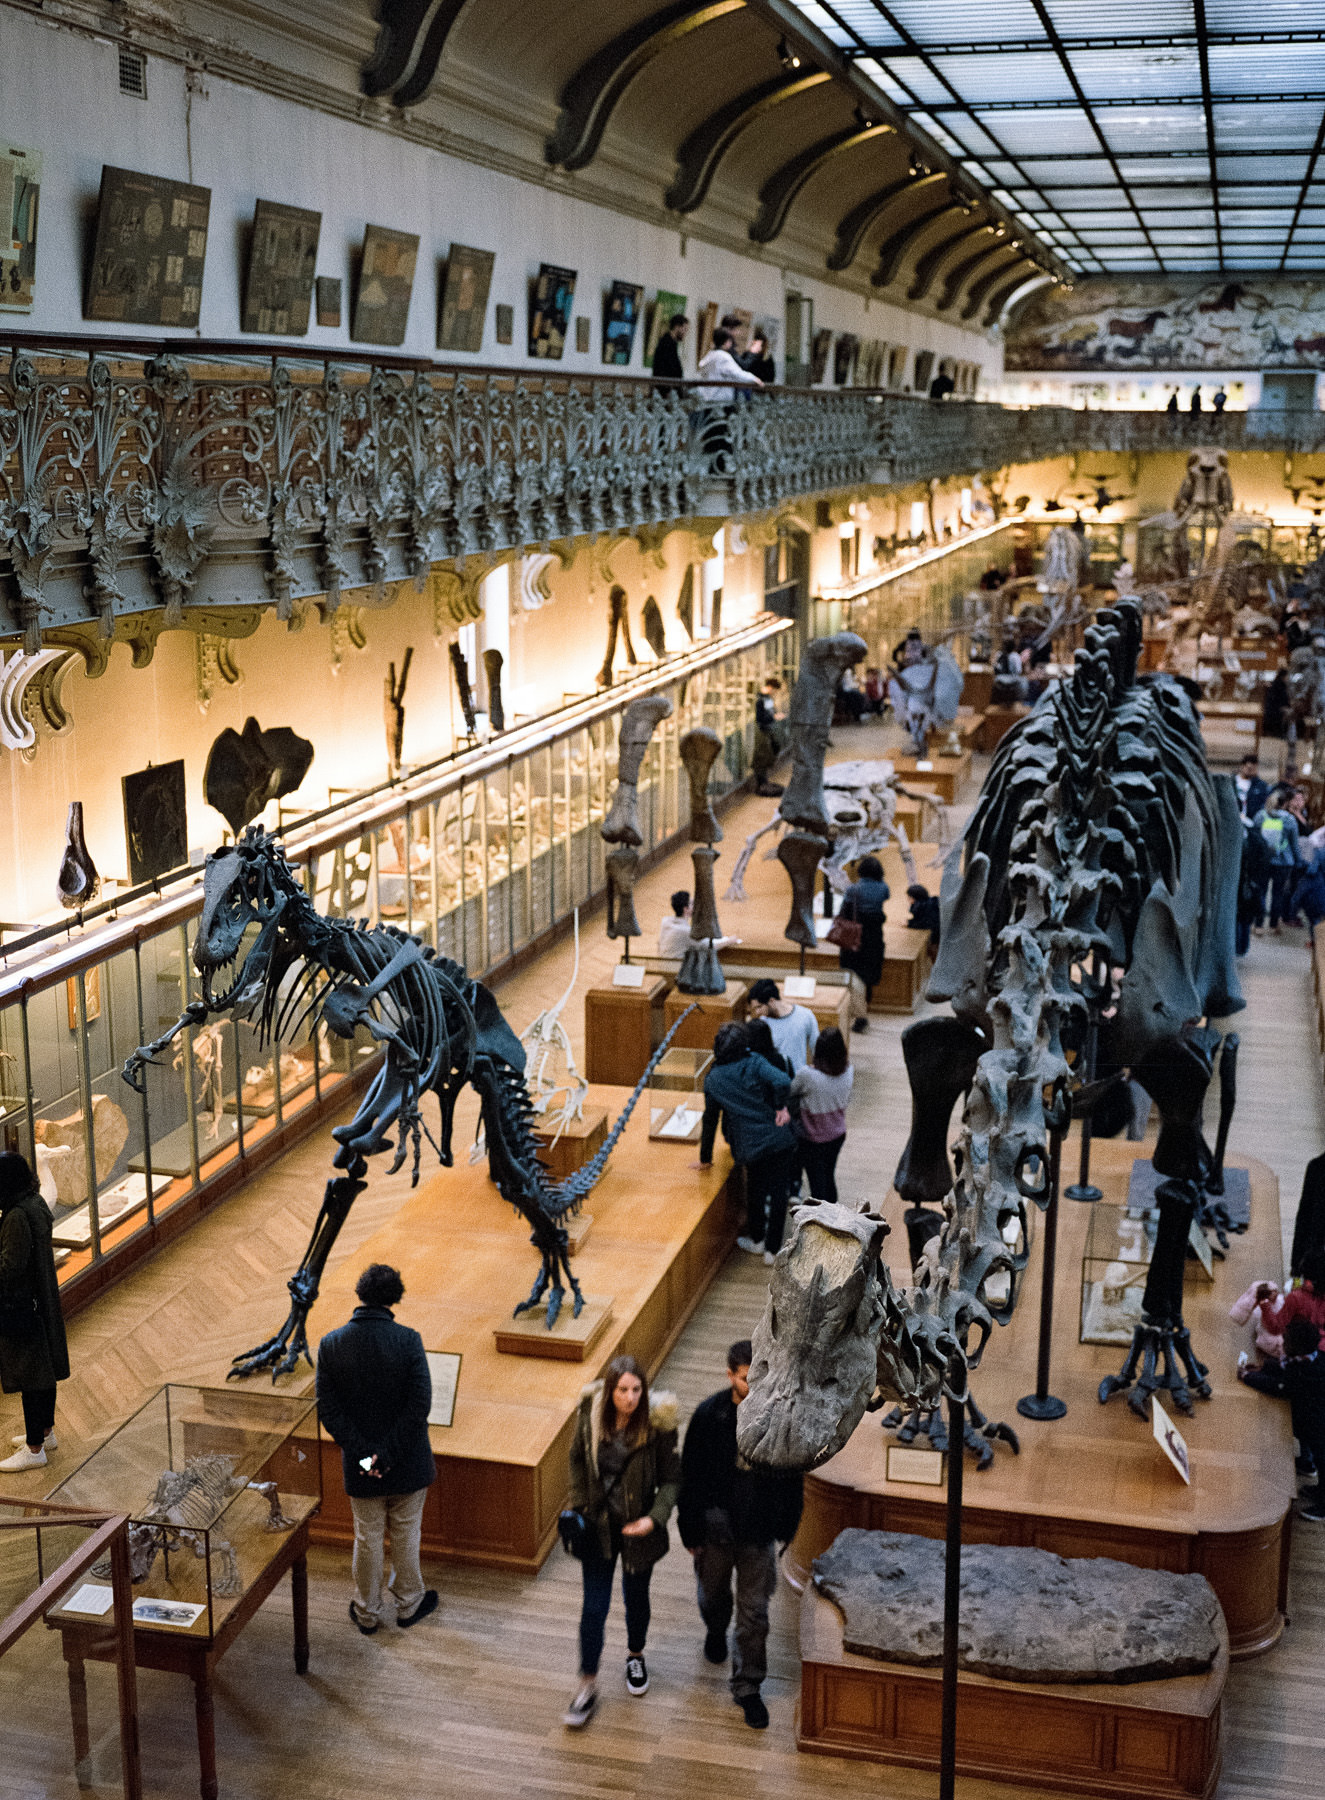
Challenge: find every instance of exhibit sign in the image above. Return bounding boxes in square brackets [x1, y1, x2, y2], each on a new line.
[0, 142, 40, 313]
[1152, 1396, 1192, 1484]
[86, 166, 211, 327]
[122, 760, 188, 884]
[887, 1444, 944, 1485]
[644, 288, 687, 363]
[784, 976, 816, 999]
[529, 263, 576, 359]
[425, 1351, 462, 1428]
[242, 199, 321, 335]
[438, 243, 495, 352]
[602, 279, 643, 366]
[612, 963, 645, 988]
[352, 223, 420, 345]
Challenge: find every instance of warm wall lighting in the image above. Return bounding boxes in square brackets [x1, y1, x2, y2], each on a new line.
[778, 36, 802, 70]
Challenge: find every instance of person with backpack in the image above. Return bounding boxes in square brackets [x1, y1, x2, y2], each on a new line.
[1250, 792, 1302, 932]
[698, 1022, 796, 1262]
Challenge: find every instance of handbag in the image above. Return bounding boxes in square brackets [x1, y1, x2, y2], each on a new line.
[0, 1292, 40, 1341]
[557, 1508, 592, 1560]
[825, 896, 862, 952]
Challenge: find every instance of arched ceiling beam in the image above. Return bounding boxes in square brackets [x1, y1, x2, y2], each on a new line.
[936, 238, 1010, 313]
[993, 274, 1056, 332]
[749, 120, 895, 245]
[906, 220, 991, 305]
[826, 170, 944, 272]
[546, 0, 746, 173]
[871, 200, 961, 290]
[361, 0, 469, 104]
[961, 251, 1029, 322]
[665, 69, 830, 213]
[984, 266, 1044, 329]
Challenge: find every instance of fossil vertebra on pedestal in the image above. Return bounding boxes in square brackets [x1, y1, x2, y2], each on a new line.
[56, 801, 100, 909]
[483, 647, 505, 732]
[601, 694, 673, 950]
[677, 726, 726, 994]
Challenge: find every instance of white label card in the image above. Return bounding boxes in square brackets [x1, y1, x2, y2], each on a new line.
[425, 1350, 462, 1428]
[915, 760, 934, 771]
[784, 976, 817, 999]
[1187, 1218, 1215, 1278]
[887, 1444, 945, 1486]
[1152, 1396, 1191, 1484]
[63, 1583, 114, 1616]
[612, 963, 646, 987]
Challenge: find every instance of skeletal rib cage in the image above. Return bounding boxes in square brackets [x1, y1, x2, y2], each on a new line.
[874, 601, 1227, 1413]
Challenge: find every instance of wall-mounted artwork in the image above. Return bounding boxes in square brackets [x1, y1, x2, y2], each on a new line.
[602, 280, 643, 366]
[857, 339, 886, 387]
[725, 307, 753, 352]
[495, 302, 514, 345]
[529, 263, 576, 358]
[1006, 276, 1325, 372]
[575, 315, 591, 354]
[437, 243, 494, 353]
[315, 276, 342, 328]
[810, 328, 833, 385]
[352, 223, 420, 346]
[242, 199, 320, 335]
[122, 760, 188, 884]
[644, 288, 687, 363]
[86, 166, 210, 327]
[0, 142, 40, 314]
[696, 301, 719, 360]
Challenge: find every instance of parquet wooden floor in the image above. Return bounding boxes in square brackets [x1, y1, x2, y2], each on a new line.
[3, 714, 1322, 1799]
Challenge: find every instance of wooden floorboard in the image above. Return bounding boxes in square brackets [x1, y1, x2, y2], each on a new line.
[2, 713, 1322, 1798]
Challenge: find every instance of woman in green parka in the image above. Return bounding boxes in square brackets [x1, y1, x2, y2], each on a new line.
[562, 1354, 680, 1730]
[0, 1152, 70, 1472]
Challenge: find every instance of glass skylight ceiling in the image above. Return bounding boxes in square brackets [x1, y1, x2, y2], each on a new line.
[787, 2, 1325, 274]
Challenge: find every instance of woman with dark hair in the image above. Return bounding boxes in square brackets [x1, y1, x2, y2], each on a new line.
[564, 1355, 680, 1728]
[838, 854, 890, 1031]
[0, 1151, 70, 1472]
[698, 1022, 796, 1261]
[791, 1029, 854, 1204]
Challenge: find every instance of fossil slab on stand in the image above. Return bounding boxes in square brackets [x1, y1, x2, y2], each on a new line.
[601, 693, 673, 947]
[677, 725, 725, 994]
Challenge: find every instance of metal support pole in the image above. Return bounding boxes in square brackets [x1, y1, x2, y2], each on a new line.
[1017, 1125, 1067, 1420]
[939, 1386, 965, 1800]
[1065, 1015, 1102, 1203]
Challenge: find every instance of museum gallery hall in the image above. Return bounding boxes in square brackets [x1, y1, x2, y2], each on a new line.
[2, 2, 1325, 1796]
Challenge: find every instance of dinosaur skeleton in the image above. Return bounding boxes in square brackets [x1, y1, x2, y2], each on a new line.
[737, 603, 1244, 1473]
[92, 1453, 293, 1597]
[123, 828, 692, 1376]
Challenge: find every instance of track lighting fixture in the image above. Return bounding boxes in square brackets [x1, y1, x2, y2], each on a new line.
[908, 152, 930, 178]
[777, 36, 802, 71]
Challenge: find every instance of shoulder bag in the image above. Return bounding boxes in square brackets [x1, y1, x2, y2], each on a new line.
[559, 1435, 671, 1569]
[825, 893, 862, 953]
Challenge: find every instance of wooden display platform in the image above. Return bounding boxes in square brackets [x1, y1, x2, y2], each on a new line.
[583, 975, 669, 1085]
[787, 1139, 1295, 1658]
[1197, 701, 1261, 763]
[531, 1104, 607, 1180]
[663, 982, 748, 1049]
[871, 927, 932, 1013]
[300, 1083, 740, 1572]
[890, 750, 972, 805]
[494, 1294, 614, 1361]
[964, 666, 995, 711]
[798, 1580, 1226, 1800]
[976, 704, 1029, 754]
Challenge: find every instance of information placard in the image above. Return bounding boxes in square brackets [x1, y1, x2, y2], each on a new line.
[886, 1444, 944, 1486]
[1152, 1396, 1191, 1484]
[425, 1351, 462, 1428]
[784, 975, 817, 1000]
[612, 963, 646, 988]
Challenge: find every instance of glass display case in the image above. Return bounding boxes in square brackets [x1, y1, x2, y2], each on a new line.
[0, 617, 792, 1301]
[648, 1047, 712, 1142]
[1080, 1203, 1157, 1346]
[47, 1385, 320, 1642]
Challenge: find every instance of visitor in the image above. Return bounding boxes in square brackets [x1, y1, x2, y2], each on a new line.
[746, 1017, 793, 1079]
[928, 369, 955, 400]
[992, 634, 1027, 706]
[694, 327, 763, 406]
[1165, 390, 1180, 414]
[1230, 1278, 1291, 1363]
[677, 1339, 803, 1730]
[0, 1152, 70, 1473]
[978, 562, 1005, 591]
[862, 666, 886, 716]
[1260, 1248, 1325, 1348]
[1238, 1317, 1325, 1521]
[563, 1355, 680, 1727]
[316, 1262, 438, 1634]
[1213, 387, 1228, 413]
[1238, 819, 1272, 953]
[906, 882, 941, 951]
[658, 890, 739, 959]
[1251, 791, 1302, 932]
[837, 854, 889, 1031]
[1234, 753, 1269, 824]
[1291, 1152, 1325, 1281]
[651, 312, 688, 382]
[740, 333, 776, 383]
[747, 978, 818, 1070]
[838, 664, 867, 724]
[697, 1022, 796, 1262]
[790, 1028, 854, 1204]
[752, 674, 785, 796]
[891, 628, 924, 671]
[1190, 387, 1203, 413]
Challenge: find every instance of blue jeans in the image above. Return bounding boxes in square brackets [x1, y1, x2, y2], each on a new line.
[578, 1539, 653, 1675]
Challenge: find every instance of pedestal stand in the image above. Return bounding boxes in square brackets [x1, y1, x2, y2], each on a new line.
[1016, 1125, 1067, 1422]
[939, 1386, 965, 1800]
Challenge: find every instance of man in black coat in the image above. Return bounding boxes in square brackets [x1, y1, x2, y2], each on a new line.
[678, 1339, 803, 1730]
[317, 1263, 438, 1634]
[651, 313, 688, 382]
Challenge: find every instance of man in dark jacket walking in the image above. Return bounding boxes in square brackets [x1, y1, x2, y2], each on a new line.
[678, 1340, 803, 1730]
[0, 1152, 70, 1472]
[317, 1263, 438, 1633]
[698, 1024, 796, 1259]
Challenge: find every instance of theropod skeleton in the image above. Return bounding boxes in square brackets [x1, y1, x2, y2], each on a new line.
[123, 829, 689, 1377]
[737, 603, 1244, 1472]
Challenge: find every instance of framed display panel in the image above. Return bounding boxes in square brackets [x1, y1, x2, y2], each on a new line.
[495, 302, 513, 344]
[528, 263, 576, 359]
[0, 141, 40, 313]
[602, 280, 643, 366]
[122, 761, 188, 884]
[85, 166, 209, 327]
[696, 301, 719, 361]
[437, 243, 494, 353]
[644, 288, 687, 363]
[315, 276, 341, 328]
[352, 224, 419, 346]
[242, 199, 321, 335]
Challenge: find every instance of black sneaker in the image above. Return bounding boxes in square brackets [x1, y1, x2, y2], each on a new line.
[851, 1018, 870, 1034]
[704, 1628, 728, 1664]
[398, 1590, 438, 1627]
[738, 1691, 770, 1729]
[1298, 1497, 1325, 1522]
[625, 1654, 649, 1696]
[349, 1601, 378, 1636]
[755, 782, 785, 796]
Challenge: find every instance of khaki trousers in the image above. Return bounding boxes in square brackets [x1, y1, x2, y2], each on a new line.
[349, 1486, 428, 1625]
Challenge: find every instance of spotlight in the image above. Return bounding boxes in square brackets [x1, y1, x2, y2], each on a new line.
[777, 35, 802, 71]
[994, 222, 1007, 237]
[908, 153, 930, 178]
[854, 106, 875, 130]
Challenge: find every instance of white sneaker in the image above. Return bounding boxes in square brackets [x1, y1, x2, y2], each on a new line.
[763, 1250, 776, 1265]
[10, 1430, 56, 1450]
[0, 1445, 47, 1472]
[736, 1236, 766, 1255]
[563, 1682, 597, 1729]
